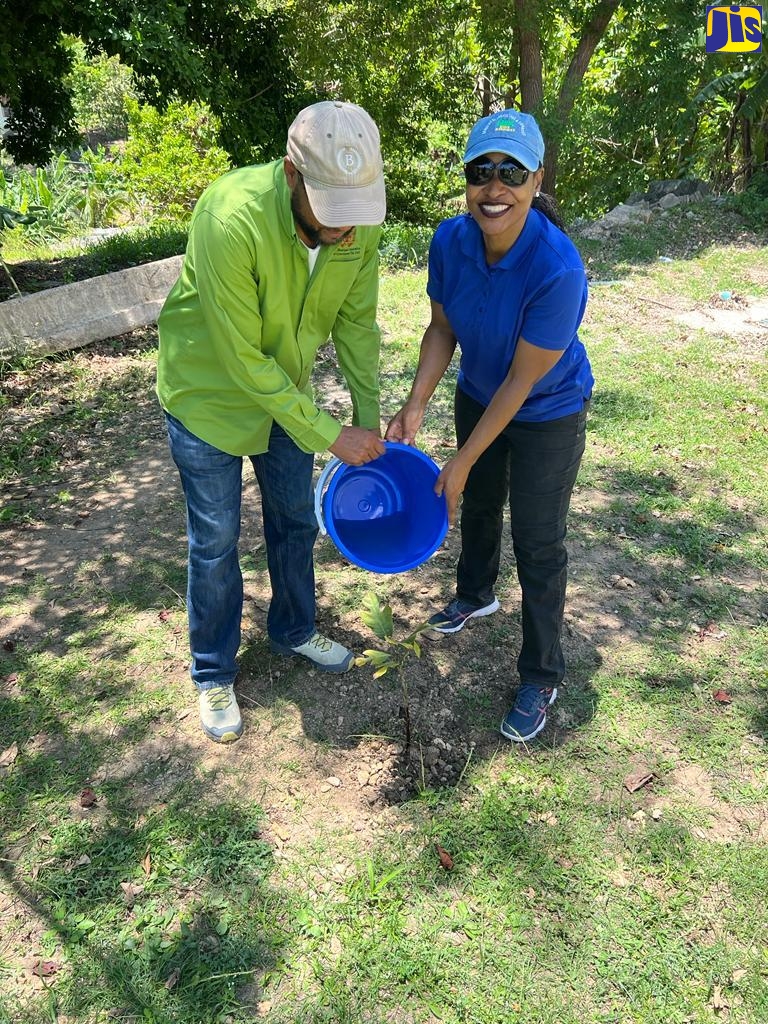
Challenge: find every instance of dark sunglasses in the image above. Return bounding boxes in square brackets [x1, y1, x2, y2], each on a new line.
[464, 158, 531, 188]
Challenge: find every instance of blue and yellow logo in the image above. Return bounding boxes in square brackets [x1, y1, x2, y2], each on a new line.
[706, 6, 762, 52]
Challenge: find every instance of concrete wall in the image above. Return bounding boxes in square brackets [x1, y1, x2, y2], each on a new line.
[0, 255, 183, 360]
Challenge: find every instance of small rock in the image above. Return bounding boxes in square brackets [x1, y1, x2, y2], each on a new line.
[325, 776, 342, 788]
[617, 576, 636, 589]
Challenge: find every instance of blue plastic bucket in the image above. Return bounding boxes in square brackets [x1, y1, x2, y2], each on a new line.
[314, 442, 449, 574]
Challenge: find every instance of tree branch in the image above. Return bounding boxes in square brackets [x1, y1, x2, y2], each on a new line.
[555, 0, 622, 124]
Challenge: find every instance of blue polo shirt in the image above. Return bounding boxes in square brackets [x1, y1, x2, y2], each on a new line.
[427, 209, 593, 421]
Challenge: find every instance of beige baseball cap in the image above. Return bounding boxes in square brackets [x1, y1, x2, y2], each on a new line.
[287, 101, 386, 227]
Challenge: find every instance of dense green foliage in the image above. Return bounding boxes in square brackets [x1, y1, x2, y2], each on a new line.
[0, 1, 82, 162]
[1, 2, 766, 223]
[0, 1, 306, 165]
[64, 36, 137, 139]
[0, 150, 128, 240]
[727, 169, 768, 228]
[289, 0, 766, 219]
[120, 99, 231, 220]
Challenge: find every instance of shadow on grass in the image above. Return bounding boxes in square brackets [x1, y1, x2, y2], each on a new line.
[0, 531, 290, 1020]
[0, 758, 287, 1023]
[239, 431, 766, 790]
[236, 499, 604, 796]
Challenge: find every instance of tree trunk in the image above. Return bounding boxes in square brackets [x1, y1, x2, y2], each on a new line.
[479, 74, 492, 117]
[515, 0, 543, 113]
[543, 0, 622, 195]
[739, 91, 753, 183]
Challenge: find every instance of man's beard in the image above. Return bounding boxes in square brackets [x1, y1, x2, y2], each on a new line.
[290, 191, 322, 247]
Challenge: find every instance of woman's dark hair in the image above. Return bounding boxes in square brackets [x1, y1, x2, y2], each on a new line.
[532, 191, 567, 232]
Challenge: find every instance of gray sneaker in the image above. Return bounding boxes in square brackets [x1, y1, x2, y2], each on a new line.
[270, 631, 354, 673]
[199, 685, 243, 743]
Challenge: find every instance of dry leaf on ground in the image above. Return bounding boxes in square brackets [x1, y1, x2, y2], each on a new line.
[623, 770, 654, 793]
[164, 968, 181, 991]
[712, 690, 733, 705]
[710, 984, 729, 1013]
[0, 742, 19, 768]
[435, 843, 454, 871]
[29, 959, 60, 977]
[120, 881, 145, 904]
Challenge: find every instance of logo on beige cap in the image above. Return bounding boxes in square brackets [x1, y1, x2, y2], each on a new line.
[337, 147, 363, 175]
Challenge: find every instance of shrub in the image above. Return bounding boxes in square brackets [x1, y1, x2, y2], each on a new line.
[121, 99, 231, 221]
[0, 154, 81, 241]
[74, 147, 131, 228]
[726, 170, 768, 228]
[384, 149, 461, 226]
[378, 221, 434, 269]
[0, 150, 130, 244]
[64, 38, 137, 140]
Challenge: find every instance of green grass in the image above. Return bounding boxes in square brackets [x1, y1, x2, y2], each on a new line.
[1, 211, 768, 1023]
[2, 222, 187, 267]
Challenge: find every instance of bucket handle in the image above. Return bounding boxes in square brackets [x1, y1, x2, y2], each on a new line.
[314, 457, 343, 536]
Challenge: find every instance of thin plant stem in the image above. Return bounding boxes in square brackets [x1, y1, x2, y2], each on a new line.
[0, 255, 22, 297]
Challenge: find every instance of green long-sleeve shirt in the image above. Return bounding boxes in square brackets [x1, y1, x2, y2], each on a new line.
[156, 159, 381, 455]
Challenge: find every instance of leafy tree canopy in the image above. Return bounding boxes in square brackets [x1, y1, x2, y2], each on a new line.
[0, 0, 308, 164]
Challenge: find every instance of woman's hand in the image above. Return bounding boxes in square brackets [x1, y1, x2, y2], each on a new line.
[434, 453, 472, 527]
[386, 300, 456, 446]
[385, 400, 425, 445]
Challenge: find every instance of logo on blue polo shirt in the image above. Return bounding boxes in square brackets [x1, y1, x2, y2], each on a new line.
[705, 6, 762, 52]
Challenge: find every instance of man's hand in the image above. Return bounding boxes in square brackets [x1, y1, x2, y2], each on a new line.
[330, 427, 386, 466]
[385, 400, 425, 445]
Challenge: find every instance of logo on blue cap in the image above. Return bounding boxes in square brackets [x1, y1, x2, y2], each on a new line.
[463, 110, 545, 171]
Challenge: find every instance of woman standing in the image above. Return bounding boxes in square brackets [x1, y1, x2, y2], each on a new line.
[386, 109, 593, 743]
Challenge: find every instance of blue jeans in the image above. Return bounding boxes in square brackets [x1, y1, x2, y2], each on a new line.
[454, 387, 588, 689]
[165, 413, 318, 691]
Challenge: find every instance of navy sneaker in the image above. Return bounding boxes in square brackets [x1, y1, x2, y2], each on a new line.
[427, 597, 500, 634]
[500, 685, 558, 743]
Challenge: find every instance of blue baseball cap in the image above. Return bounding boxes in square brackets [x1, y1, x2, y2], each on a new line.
[463, 110, 545, 171]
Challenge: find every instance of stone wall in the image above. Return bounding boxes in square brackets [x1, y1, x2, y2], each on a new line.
[580, 179, 714, 239]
